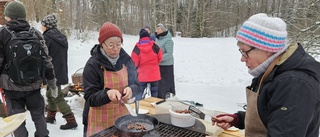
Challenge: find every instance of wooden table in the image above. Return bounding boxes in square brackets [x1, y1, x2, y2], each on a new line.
[131, 97, 244, 137]
[130, 97, 162, 115]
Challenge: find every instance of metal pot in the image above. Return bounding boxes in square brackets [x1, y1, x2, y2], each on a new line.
[68, 85, 84, 93]
[114, 114, 159, 136]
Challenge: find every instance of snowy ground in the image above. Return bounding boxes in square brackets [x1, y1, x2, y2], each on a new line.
[18, 31, 320, 136]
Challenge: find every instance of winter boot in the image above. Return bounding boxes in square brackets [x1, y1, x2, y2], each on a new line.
[46, 110, 56, 124]
[60, 113, 78, 130]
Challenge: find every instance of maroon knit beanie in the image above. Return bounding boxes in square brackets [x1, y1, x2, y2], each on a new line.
[98, 22, 123, 44]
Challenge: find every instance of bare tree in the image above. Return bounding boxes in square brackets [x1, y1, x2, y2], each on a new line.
[19, 0, 319, 55]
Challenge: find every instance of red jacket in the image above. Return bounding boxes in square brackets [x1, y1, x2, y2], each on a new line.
[131, 37, 163, 82]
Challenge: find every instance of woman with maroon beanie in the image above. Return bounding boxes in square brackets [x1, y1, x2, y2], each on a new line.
[82, 22, 139, 136]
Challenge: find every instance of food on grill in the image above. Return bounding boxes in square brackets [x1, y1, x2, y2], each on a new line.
[174, 109, 191, 114]
[127, 123, 147, 131]
[135, 123, 147, 131]
[127, 123, 135, 129]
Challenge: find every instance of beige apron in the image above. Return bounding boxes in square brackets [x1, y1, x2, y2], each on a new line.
[244, 55, 282, 137]
[244, 87, 267, 137]
[87, 65, 129, 136]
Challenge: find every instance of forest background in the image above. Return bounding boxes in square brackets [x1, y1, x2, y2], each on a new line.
[21, 0, 319, 55]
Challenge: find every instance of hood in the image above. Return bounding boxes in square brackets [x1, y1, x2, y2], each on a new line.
[136, 37, 154, 53]
[43, 28, 68, 48]
[6, 19, 30, 32]
[156, 31, 172, 40]
[276, 43, 320, 82]
[90, 44, 131, 71]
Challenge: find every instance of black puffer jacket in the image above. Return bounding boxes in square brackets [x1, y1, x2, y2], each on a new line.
[0, 19, 55, 91]
[43, 28, 68, 85]
[82, 44, 140, 126]
[236, 43, 320, 137]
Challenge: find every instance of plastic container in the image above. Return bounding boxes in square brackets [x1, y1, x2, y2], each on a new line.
[169, 105, 195, 127]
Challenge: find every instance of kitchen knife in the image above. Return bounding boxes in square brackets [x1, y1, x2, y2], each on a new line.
[155, 99, 166, 105]
[122, 100, 137, 117]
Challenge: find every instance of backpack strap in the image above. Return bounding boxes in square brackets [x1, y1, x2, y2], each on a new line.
[28, 27, 47, 83]
[30, 27, 46, 46]
[3, 26, 16, 39]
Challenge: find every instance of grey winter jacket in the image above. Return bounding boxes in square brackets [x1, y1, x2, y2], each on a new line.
[156, 31, 174, 66]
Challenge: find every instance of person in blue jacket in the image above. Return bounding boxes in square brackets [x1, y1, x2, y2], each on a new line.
[143, 26, 156, 41]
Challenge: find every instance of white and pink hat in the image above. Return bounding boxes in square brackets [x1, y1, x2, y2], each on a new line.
[236, 13, 287, 52]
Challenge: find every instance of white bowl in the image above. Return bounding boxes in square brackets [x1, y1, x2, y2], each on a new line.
[169, 105, 195, 127]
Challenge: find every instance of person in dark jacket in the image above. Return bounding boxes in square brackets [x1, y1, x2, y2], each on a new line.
[212, 13, 320, 137]
[155, 23, 175, 99]
[82, 22, 140, 136]
[0, 1, 58, 137]
[41, 14, 78, 130]
[131, 29, 163, 100]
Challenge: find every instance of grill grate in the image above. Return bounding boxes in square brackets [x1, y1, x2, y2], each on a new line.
[156, 122, 206, 137]
[91, 122, 207, 137]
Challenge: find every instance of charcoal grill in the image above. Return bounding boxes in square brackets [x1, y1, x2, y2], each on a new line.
[91, 122, 207, 137]
[91, 114, 206, 137]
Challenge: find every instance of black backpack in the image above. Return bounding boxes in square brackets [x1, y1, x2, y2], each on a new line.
[4, 27, 46, 86]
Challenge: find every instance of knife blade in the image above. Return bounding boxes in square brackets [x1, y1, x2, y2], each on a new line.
[122, 100, 137, 117]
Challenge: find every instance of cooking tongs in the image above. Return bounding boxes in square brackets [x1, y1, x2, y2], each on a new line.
[188, 105, 224, 123]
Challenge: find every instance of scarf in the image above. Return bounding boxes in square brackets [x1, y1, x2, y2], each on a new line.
[249, 44, 288, 78]
[100, 47, 119, 67]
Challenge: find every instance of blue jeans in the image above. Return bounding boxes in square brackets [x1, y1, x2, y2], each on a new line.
[135, 81, 158, 101]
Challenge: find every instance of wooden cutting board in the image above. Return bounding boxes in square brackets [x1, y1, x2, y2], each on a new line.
[0, 112, 27, 137]
[219, 130, 244, 137]
[130, 97, 163, 115]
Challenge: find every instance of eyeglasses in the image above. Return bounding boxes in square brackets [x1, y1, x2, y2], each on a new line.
[103, 42, 122, 49]
[239, 47, 255, 58]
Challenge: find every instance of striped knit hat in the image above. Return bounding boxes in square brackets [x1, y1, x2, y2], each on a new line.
[236, 13, 287, 52]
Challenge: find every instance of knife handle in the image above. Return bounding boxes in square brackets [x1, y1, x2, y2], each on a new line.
[155, 100, 166, 105]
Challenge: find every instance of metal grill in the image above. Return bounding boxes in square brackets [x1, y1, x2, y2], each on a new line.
[91, 126, 118, 137]
[155, 122, 206, 137]
[91, 122, 206, 137]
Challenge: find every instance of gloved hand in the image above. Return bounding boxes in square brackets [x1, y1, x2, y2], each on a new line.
[47, 78, 58, 98]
